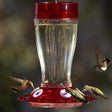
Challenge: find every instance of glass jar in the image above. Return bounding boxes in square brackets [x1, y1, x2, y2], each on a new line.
[34, 2, 78, 88]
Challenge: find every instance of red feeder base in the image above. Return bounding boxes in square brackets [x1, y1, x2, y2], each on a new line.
[17, 86, 95, 108]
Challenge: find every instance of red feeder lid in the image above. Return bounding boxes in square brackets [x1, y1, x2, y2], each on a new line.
[34, 2, 78, 20]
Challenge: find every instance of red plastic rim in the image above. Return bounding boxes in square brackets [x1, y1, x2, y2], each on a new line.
[34, 2, 78, 20]
[17, 86, 95, 108]
[17, 86, 82, 108]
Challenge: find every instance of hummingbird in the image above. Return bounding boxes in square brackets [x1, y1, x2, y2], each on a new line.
[66, 88, 89, 103]
[83, 85, 109, 99]
[95, 49, 111, 72]
[10, 76, 35, 93]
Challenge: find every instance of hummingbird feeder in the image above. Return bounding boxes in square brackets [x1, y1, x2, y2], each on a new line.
[17, 2, 95, 108]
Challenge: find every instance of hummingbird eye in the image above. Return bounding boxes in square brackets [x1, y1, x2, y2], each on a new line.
[83, 87, 86, 90]
[27, 82, 31, 86]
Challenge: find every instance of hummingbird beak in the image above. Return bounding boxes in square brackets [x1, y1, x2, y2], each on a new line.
[32, 86, 35, 90]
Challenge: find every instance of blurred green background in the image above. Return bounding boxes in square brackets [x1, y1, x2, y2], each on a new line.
[0, 0, 112, 112]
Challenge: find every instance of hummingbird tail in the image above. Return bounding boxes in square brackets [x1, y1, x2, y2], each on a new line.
[11, 87, 20, 93]
[102, 95, 109, 99]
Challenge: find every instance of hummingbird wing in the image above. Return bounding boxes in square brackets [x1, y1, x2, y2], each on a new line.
[10, 76, 24, 84]
[91, 87, 109, 99]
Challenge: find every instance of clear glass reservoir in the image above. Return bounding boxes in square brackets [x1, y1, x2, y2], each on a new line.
[34, 19, 78, 87]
